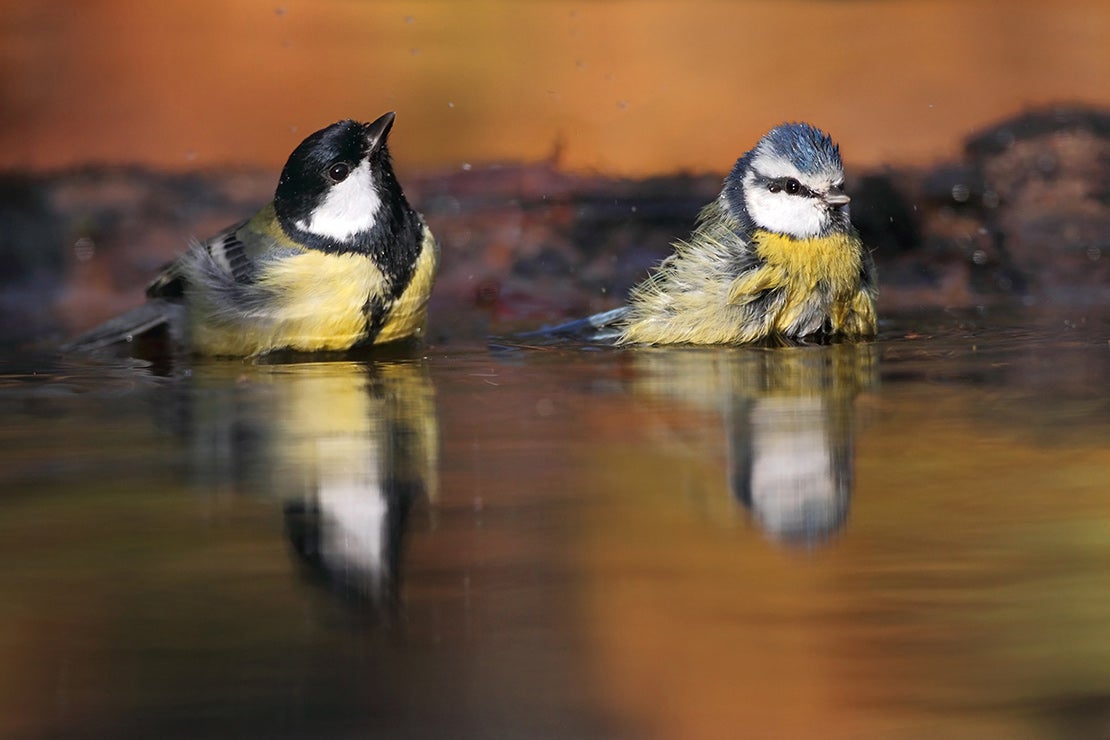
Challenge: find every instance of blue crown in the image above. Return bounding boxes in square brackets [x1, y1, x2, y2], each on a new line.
[761, 123, 842, 175]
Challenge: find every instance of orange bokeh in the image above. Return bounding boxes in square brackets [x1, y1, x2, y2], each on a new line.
[1, 0, 1107, 177]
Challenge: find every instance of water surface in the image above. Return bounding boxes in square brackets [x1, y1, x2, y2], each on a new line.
[1, 307, 1108, 738]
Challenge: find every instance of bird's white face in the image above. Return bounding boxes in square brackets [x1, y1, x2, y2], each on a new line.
[295, 158, 382, 241]
[742, 148, 848, 239]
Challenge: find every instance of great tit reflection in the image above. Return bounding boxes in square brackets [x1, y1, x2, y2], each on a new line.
[632, 343, 876, 544]
[177, 359, 438, 608]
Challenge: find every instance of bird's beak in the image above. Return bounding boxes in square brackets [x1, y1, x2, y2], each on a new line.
[824, 187, 850, 207]
[365, 111, 396, 152]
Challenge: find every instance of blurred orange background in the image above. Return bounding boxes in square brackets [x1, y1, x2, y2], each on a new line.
[1, 0, 1107, 176]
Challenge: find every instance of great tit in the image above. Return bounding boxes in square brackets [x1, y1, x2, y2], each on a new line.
[537, 123, 877, 345]
[65, 112, 438, 357]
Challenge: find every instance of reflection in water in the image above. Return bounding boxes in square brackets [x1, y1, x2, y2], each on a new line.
[181, 360, 438, 609]
[632, 343, 877, 544]
[735, 395, 852, 543]
[4, 314, 1110, 737]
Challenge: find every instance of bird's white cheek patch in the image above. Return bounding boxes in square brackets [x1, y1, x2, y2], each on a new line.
[296, 160, 381, 240]
[744, 186, 827, 239]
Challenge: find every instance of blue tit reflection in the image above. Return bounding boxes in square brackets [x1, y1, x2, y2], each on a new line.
[633, 343, 876, 545]
[730, 394, 852, 543]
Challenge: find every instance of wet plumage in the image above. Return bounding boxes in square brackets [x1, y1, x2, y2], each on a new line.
[65, 112, 438, 357]
[539, 123, 877, 345]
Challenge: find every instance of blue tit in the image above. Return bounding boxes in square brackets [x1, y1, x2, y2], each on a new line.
[541, 123, 877, 345]
[65, 112, 438, 357]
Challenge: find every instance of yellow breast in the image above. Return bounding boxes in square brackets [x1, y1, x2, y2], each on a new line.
[190, 251, 387, 356]
[374, 229, 439, 344]
[736, 229, 873, 336]
[751, 230, 863, 297]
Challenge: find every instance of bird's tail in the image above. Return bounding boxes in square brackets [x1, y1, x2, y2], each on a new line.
[511, 306, 629, 345]
[60, 300, 182, 353]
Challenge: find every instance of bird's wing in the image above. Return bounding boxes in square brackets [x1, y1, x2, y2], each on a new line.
[146, 218, 257, 299]
[64, 217, 264, 352]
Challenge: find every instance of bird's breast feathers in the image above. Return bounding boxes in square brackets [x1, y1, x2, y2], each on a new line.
[373, 228, 439, 344]
[622, 227, 874, 345]
[738, 229, 874, 337]
[186, 226, 438, 356]
[188, 249, 389, 356]
[262, 250, 389, 342]
[739, 230, 862, 301]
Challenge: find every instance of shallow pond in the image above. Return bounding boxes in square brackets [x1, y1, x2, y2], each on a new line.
[1, 306, 1108, 738]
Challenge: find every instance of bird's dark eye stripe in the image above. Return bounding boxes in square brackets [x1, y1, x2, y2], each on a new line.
[766, 177, 814, 197]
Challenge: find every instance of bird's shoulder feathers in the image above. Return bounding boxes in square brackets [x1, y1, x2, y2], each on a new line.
[145, 203, 302, 299]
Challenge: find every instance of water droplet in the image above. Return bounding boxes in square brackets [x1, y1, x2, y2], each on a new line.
[73, 237, 95, 262]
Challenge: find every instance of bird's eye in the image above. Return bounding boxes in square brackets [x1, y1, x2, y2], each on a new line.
[767, 178, 804, 195]
[327, 163, 351, 183]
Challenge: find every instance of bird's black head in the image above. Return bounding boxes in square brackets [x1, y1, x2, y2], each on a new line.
[273, 112, 416, 255]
